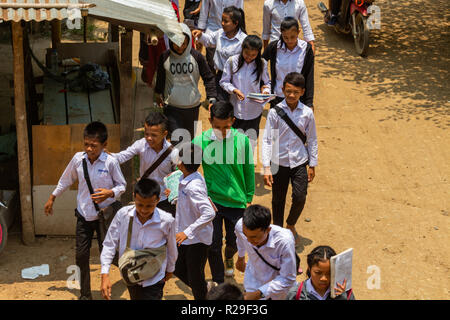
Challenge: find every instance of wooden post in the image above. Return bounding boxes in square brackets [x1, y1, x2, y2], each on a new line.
[109, 24, 119, 42]
[12, 22, 35, 245]
[50, 20, 61, 49]
[119, 28, 134, 203]
[83, 16, 88, 43]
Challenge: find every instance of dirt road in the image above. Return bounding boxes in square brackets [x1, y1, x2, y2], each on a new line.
[0, 0, 448, 300]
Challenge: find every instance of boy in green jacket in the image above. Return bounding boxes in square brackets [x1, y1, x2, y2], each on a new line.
[193, 101, 255, 285]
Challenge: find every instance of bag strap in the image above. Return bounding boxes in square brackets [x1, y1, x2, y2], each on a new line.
[295, 281, 304, 300]
[82, 158, 100, 212]
[253, 247, 280, 272]
[126, 215, 134, 249]
[273, 106, 307, 145]
[141, 145, 174, 180]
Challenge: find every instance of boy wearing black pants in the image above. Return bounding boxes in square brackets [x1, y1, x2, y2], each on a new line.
[155, 23, 216, 144]
[172, 143, 216, 300]
[44, 122, 126, 300]
[262, 72, 318, 246]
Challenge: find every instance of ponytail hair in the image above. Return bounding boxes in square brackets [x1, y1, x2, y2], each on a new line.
[279, 16, 299, 51]
[234, 35, 263, 84]
[223, 6, 246, 34]
[306, 245, 336, 278]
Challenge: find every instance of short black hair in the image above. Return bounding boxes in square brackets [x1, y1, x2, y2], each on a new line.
[206, 283, 244, 300]
[178, 143, 203, 173]
[145, 110, 169, 132]
[134, 178, 160, 199]
[306, 245, 337, 278]
[84, 121, 108, 144]
[283, 72, 305, 89]
[243, 205, 271, 231]
[210, 100, 234, 120]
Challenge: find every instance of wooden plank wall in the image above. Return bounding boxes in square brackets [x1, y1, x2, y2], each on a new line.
[32, 124, 121, 235]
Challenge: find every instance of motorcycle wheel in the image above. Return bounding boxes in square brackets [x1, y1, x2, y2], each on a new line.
[0, 213, 7, 256]
[354, 12, 370, 57]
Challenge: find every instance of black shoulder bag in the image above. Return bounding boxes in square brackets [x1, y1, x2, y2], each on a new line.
[82, 158, 122, 246]
[253, 247, 302, 275]
[273, 105, 307, 145]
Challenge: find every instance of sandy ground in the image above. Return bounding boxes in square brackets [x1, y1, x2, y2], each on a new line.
[0, 0, 449, 300]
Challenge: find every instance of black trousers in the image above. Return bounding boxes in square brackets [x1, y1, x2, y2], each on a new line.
[233, 115, 262, 139]
[127, 280, 165, 300]
[75, 210, 102, 298]
[174, 242, 209, 300]
[271, 163, 308, 227]
[164, 104, 200, 143]
[157, 199, 176, 217]
[215, 70, 230, 102]
[208, 203, 245, 284]
[206, 47, 216, 77]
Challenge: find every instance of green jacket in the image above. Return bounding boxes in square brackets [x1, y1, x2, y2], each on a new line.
[193, 128, 255, 209]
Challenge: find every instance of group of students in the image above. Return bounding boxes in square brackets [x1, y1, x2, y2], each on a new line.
[43, 0, 355, 301]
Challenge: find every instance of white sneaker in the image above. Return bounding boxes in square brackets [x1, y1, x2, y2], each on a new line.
[225, 258, 235, 277]
[207, 281, 218, 291]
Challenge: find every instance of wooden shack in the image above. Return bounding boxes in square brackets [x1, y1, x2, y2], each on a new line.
[32, 42, 121, 235]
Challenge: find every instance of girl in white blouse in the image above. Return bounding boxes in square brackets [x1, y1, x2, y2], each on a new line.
[193, 6, 247, 101]
[220, 35, 271, 149]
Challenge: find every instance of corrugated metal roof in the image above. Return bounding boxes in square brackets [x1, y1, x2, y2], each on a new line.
[89, 0, 185, 45]
[0, 0, 86, 23]
[0, 0, 185, 46]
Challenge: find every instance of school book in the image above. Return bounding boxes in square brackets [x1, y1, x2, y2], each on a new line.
[330, 248, 353, 298]
[164, 170, 183, 204]
[247, 93, 276, 103]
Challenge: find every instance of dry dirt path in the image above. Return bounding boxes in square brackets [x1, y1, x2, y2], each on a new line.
[0, 0, 448, 300]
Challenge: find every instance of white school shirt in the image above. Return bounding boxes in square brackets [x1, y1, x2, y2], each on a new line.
[100, 206, 178, 287]
[305, 278, 331, 300]
[198, 28, 247, 71]
[235, 219, 297, 300]
[52, 151, 126, 221]
[175, 171, 215, 245]
[111, 138, 176, 201]
[274, 39, 308, 97]
[262, 100, 318, 168]
[198, 0, 244, 33]
[262, 0, 315, 43]
[220, 55, 271, 120]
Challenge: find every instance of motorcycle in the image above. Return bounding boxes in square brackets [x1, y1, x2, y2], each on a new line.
[318, 0, 375, 56]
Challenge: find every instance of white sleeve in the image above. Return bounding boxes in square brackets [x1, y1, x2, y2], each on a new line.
[197, 0, 210, 30]
[306, 111, 318, 167]
[298, 2, 315, 42]
[262, 109, 277, 167]
[235, 219, 247, 258]
[111, 140, 141, 164]
[109, 159, 127, 199]
[219, 57, 238, 94]
[100, 212, 122, 274]
[183, 185, 216, 240]
[262, 2, 272, 41]
[165, 218, 178, 273]
[52, 155, 78, 197]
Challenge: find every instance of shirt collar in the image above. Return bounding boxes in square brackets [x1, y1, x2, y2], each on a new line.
[277, 39, 306, 52]
[220, 29, 244, 41]
[280, 99, 304, 112]
[252, 227, 276, 250]
[209, 128, 234, 141]
[179, 171, 200, 186]
[305, 278, 331, 300]
[83, 151, 107, 163]
[133, 206, 161, 226]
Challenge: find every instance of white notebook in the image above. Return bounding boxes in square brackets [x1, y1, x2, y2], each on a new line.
[330, 248, 353, 298]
